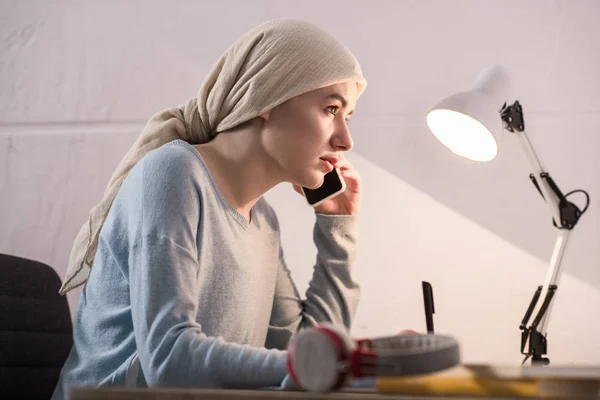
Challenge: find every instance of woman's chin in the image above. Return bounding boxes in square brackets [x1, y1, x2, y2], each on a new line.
[304, 176, 324, 190]
[291, 170, 324, 190]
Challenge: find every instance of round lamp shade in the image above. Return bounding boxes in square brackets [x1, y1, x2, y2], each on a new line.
[426, 65, 511, 162]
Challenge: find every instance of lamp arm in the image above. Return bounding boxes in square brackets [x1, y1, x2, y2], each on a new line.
[501, 101, 590, 365]
[516, 131, 562, 224]
[516, 128, 570, 366]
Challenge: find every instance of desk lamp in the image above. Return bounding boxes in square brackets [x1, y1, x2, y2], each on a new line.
[425, 65, 590, 366]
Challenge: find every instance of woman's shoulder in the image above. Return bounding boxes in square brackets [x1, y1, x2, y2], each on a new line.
[142, 139, 203, 172]
[135, 139, 212, 184]
[125, 139, 209, 195]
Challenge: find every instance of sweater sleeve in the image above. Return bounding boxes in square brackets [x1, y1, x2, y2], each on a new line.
[128, 147, 287, 388]
[265, 213, 361, 350]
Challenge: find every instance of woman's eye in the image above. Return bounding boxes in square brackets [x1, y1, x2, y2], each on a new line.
[326, 105, 339, 115]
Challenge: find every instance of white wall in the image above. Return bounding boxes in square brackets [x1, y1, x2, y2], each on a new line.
[1, 0, 599, 366]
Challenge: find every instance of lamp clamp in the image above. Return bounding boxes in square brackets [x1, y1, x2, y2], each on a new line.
[519, 284, 557, 366]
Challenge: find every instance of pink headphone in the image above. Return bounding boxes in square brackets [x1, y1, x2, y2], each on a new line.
[286, 322, 460, 392]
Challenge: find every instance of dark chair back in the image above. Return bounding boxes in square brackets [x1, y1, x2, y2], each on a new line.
[0, 254, 73, 399]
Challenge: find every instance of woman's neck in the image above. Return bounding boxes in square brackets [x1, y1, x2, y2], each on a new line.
[192, 121, 283, 223]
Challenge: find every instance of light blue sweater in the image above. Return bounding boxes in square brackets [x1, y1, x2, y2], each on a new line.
[52, 140, 360, 398]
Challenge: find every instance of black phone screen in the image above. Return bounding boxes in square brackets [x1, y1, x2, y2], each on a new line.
[302, 169, 344, 205]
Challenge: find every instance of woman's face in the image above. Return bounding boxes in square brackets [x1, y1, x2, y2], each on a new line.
[261, 82, 358, 189]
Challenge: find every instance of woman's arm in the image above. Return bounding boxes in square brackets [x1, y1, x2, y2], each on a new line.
[265, 213, 361, 350]
[129, 234, 287, 388]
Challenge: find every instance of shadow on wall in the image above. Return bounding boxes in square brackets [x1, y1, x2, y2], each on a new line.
[352, 115, 599, 290]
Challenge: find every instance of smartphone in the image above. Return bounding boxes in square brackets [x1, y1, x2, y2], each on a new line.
[301, 168, 346, 208]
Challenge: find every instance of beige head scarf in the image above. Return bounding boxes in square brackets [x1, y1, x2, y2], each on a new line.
[59, 18, 367, 295]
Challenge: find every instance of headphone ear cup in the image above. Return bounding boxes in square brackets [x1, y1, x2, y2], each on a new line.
[286, 323, 354, 392]
[316, 322, 356, 354]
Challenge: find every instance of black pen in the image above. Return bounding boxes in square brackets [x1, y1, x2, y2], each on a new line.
[422, 281, 435, 334]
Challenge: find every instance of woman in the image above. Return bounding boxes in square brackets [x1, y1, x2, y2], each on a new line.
[52, 18, 367, 398]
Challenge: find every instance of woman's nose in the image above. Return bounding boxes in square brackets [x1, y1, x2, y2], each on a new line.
[331, 123, 353, 152]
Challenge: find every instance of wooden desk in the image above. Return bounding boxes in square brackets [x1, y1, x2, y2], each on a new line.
[69, 386, 595, 400]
